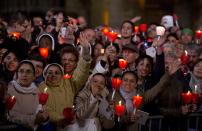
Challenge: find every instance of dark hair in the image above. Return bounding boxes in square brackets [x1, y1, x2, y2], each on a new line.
[28, 53, 46, 69]
[1, 49, 22, 63]
[135, 54, 153, 71]
[121, 20, 134, 32]
[193, 59, 202, 69]
[92, 73, 106, 84]
[167, 33, 179, 40]
[122, 71, 138, 82]
[59, 46, 79, 63]
[16, 60, 36, 77]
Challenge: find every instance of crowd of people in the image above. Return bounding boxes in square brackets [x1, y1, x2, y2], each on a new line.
[0, 8, 202, 131]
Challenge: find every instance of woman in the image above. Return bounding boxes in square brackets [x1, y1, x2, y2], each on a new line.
[7, 60, 50, 131]
[111, 66, 177, 131]
[65, 73, 114, 131]
[1, 50, 22, 83]
[39, 32, 91, 129]
[189, 59, 202, 111]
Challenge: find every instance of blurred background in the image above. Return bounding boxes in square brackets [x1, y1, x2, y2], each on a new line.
[0, 0, 202, 29]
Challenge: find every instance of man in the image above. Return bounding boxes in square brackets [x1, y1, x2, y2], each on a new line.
[122, 44, 139, 71]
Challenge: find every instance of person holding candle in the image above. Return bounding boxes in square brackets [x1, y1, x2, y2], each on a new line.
[122, 44, 139, 71]
[38, 32, 91, 129]
[110, 67, 176, 131]
[6, 60, 52, 131]
[66, 73, 114, 131]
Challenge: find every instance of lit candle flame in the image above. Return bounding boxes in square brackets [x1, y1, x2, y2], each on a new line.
[185, 50, 188, 56]
[11, 96, 15, 100]
[44, 87, 48, 93]
[119, 100, 122, 105]
[187, 91, 190, 94]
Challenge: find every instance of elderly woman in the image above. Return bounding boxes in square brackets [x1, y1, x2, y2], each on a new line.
[7, 60, 50, 131]
[38, 32, 91, 129]
[64, 73, 114, 131]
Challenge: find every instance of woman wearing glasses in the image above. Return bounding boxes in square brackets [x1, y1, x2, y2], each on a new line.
[6, 60, 51, 131]
[38, 32, 92, 130]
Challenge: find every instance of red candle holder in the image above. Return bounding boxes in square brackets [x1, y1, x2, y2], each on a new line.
[134, 26, 139, 34]
[111, 77, 122, 100]
[133, 94, 143, 108]
[38, 88, 49, 105]
[6, 96, 16, 110]
[180, 50, 190, 65]
[139, 24, 147, 33]
[119, 59, 128, 70]
[192, 93, 199, 104]
[11, 32, 20, 40]
[63, 74, 72, 79]
[39, 48, 49, 59]
[107, 31, 118, 42]
[115, 101, 125, 121]
[195, 30, 202, 39]
[63, 107, 75, 122]
[181, 91, 192, 104]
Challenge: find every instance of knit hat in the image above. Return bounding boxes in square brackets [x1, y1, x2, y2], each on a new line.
[182, 28, 194, 36]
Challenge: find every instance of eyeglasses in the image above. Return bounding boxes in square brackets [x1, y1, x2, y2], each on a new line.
[46, 71, 62, 76]
[17, 69, 34, 75]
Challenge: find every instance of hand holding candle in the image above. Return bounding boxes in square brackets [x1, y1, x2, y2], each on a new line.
[6, 96, 16, 110]
[10, 32, 20, 40]
[63, 106, 75, 122]
[180, 50, 190, 65]
[181, 91, 192, 104]
[115, 101, 125, 122]
[39, 87, 49, 105]
[133, 94, 143, 114]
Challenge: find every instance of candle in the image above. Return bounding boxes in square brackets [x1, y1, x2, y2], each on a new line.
[107, 31, 118, 42]
[115, 101, 125, 121]
[63, 106, 75, 122]
[133, 94, 143, 108]
[134, 26, 139, 34]
[181, 91, 192, 104]
[11, 32, 20, 40]
[195, 30, 202, 39]
[119, 59, 128, 70]
[39, 48, 49, 59]
[38, 87, 49, 105]
[192, 85, 199, 104]
[180, 50, 190, 65]
[139, 24, 147, 33]
[102, 27, 109, 36]
[111, 77, 122, 100]
[6, 96, 16, 110]
[63, 74, 72, 79]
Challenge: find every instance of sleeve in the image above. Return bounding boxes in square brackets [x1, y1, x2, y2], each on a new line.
[71, 57, 91, 94]
[75, 92, 98, 119]
[143, 73, 171, 104]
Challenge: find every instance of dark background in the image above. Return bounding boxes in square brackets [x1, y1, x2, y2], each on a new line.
[0, 0, 202, 29]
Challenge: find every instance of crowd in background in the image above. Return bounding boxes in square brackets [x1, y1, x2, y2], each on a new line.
[0, 8, 202, 131]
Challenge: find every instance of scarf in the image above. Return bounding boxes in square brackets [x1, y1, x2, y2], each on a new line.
[11, 80, 37, 94]
[120, 87, 137, 113]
